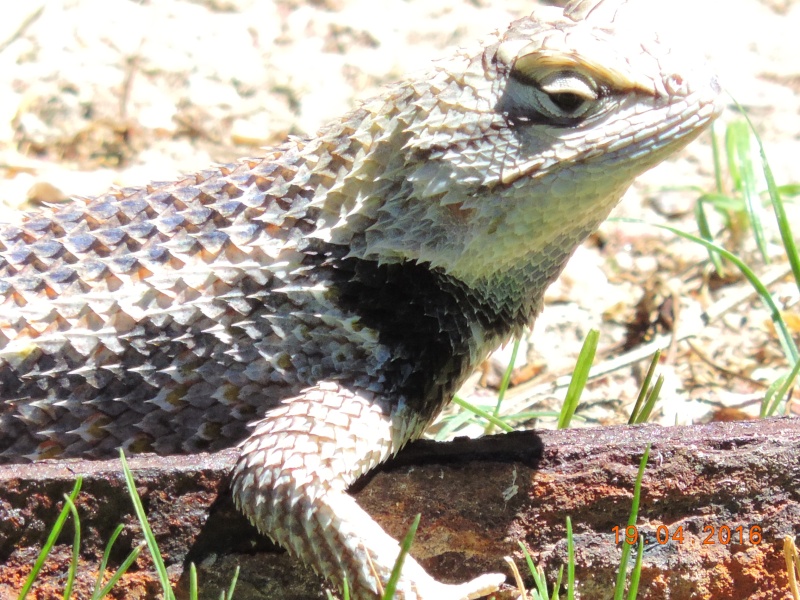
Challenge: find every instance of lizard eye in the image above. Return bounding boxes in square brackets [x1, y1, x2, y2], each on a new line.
[500, 65, 605, 126]
[546, 91, 586, 113]
[534, 71, 598, 119]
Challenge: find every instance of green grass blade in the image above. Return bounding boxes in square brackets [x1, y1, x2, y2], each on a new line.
[762, 360, 800, 417]
[620, 219, 799, 365]
[628, 351, 661, 424]
[189, 563, 198, 600]
[729, 121, 769, 261]
[612, 525, 633, 595]
[383, 514, 420, 600]
[451, 395, 514, 432]
[636, 375, 663, 424]
[17, 477, 82, 600]
[760, 142, 800, 290]
[519, 541, 536, 575]
[434, 404, 485, 440]
[62, 494, 81, 600]
[518, 542, 545, 599]
[558, 329, 599, 429]
[487, 337, 522, 434]
[503, 410, 569, 423]
[92, 542, 145, 600]
[694, 198, 726, 274]
[711, 121, 723, 194]
[724, 122, 743, 193]
[776, 184, 800, 197]
[224, 566, 240, 600]
[697, 120, 729, 277]
[550, 566, 564, 600]
[566, 516, 575, 600]
[529, 554, 549, 599]
[763, 169, 800, 292]
[93, 523, 124, 594]
[613, 444, 650, 600]
[734, 99, 800, 294]
[119, 449, 175, 600]
[698, 193, 747, 213]
[626, 539, 645, 600]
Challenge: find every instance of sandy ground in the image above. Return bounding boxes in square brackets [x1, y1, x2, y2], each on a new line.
[0, 0, 798, 431]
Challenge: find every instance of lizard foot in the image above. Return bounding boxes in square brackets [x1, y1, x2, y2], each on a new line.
[407, 572, 506, 600]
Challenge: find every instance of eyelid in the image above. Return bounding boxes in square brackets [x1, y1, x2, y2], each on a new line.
[511, 61, 600, 95]
[500, 67, 607, 126]
[508, 48, 654, 96]
[538, 71, 598, 101]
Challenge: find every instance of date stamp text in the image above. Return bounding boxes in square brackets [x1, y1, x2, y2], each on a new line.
[612, 525, 763, 546]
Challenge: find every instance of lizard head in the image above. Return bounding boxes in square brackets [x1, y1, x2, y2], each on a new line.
[319, 0, 723, 300]
[488, 0, 723, 187]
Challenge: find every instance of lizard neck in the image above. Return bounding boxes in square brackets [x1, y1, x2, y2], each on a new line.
[303, 239, 543, 428]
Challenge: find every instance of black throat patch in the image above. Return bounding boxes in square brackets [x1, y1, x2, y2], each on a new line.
[309, 240, 520, 420]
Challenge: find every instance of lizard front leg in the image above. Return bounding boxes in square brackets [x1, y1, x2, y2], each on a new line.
[231, 381, 505, 599]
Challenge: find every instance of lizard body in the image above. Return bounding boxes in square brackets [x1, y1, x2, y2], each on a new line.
[0, 1, 721, 598]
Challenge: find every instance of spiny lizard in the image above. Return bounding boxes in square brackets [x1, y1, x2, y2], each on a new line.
[0, 0, 721, 598]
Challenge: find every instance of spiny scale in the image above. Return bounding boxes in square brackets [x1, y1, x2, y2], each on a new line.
[0, 1, 722, 598]
[1, 156, 323, 460]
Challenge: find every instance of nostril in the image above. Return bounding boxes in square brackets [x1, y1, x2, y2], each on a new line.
[665, 73, 686, 95]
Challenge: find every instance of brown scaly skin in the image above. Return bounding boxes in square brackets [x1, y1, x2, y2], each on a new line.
[0, 0, 721, 598]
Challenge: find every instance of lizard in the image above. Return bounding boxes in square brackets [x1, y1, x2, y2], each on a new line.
[0, 0, 722, 598]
